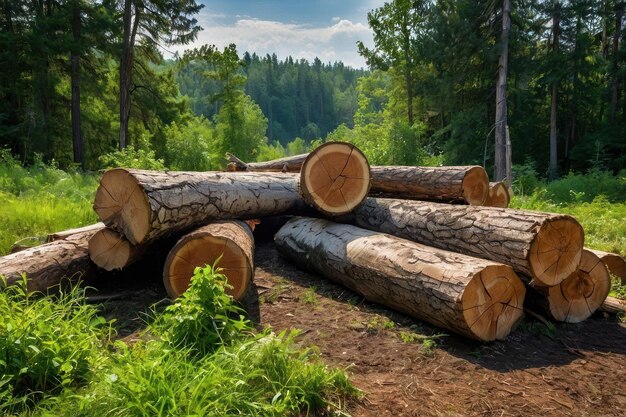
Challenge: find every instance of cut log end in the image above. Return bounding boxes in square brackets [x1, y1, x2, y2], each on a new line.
[93, 168, 150, 245]
[462, 167, 490, 206]
[589, 249, 626, 285]
[462, 265, 526, 341]
[528, 217, 584, 286]
[484, 182, 510, 208]
[300, 142, 370, 216]
[548, 249, 611, 323]
[163, 222, 254, 301]
[88, 228, 137, 271]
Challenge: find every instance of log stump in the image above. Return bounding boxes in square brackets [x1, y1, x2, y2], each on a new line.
[275, 217, 526, 341]
[299, 142, 371, 216]
[163, 221, 254, 300]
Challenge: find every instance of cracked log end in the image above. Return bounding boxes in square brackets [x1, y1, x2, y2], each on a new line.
[462, 166, 489, 205]
[462, 265, 526, 341]
[163, 221, 254, 301]
[93, 168, 150, 245]
[547, 249, 611, 323]
[484, 181, 510, 208]
[88, 228, 143, 271]
[300, 142, 371, 216]
[528, 216, 584, 286]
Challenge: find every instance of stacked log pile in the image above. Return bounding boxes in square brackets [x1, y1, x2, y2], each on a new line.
[1, 142, 624, 342]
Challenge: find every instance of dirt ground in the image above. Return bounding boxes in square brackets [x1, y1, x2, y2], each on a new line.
[97, 240, 626, 417]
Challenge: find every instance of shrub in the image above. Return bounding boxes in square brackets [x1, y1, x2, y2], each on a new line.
[99, 147, 166, 170]
[164, 116, 216, 171]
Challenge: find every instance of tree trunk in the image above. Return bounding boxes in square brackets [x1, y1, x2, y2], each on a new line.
[549, 10, 560, 180]
[163, 221, 254, 300]
[70, 0, 83, 167]
[275, 217, 525, 342]
[610, 1, 624, 123]
[0, 228, 102, 293]
[119, 0, 139, 150]
[494, 0, 511, 182]
[299, 142, 370, 216]
[484, 181, 510, 208]
[88, 228, 147, 271]
[93, 169, 306, 245]
[525, 249, 611, 323]
[353, 197, 584, 287]
[587, 248, 626, 284]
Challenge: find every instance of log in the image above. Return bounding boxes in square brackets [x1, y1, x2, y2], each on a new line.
[93, 169, 305, 245]
[88, 228, 147, 271]
[587, 249, 626, 285]
[47, 222, 105, 242]
[226, 152, 306, 173]
[163, 221, 254, 300]
[600, 296, 626, 315]
[483, 182, 510, 208]
[299, 142, 371, 216]
[525, 249, 611, 323]
[274, 217, 526, 342]
[0, 227, 103, 293]
[353, 198, 584, 287]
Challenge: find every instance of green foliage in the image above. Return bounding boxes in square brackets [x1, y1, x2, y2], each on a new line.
[0, 278, 111, 412]
[164, 116, 216, 171]
[610, 276, 626, 300]
[99, 147, 166, 170]
[257, 140, 287, 162]
[299, 287, 318, 305]
[366, 315, 395, 334]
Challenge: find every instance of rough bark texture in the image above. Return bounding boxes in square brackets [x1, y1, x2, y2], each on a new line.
[47, 223, 105, 242]
[299, 142, 371, 216]
[525, 250, 611, 323]
[494, 0, 511, 182]
[226, 152, 306, 173]
[275, 218, 525, 342]
[88, 228, 147, 271]
[164, 221, 254, 300]
[353, 198, 584, 287]
[484, 182, 510, 208]
[370, 166, 489, 205]
[600, 296, 626, 314]
[588, 248, 626, 284]
[93, 169, 306, 245]
[549, 9, 560, 180]
[0, 228, 102, 293]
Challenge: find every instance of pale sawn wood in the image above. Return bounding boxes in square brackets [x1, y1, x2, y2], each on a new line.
[483, 182, 510, 208]
[274, 217, 526, 342]
[88, 228, 146, 271]
[587, 248, 626, 285]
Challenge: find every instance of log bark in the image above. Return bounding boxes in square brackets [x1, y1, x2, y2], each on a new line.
[275, 217, 526, 342]
[163, 221, 254, 301]
[47, 222, 105, 242]
[587, 248, 626, 284]
[353, 198, 584, 287]
[0, 227, 102, 293]
[600, 296, 626, 315]
[299, 142, 371, 216]
[484, 182, 510, 208]
[88, 228, 147, 271]
[525, 249, 611, 323]
[226, 152, 306, 173]
[93, 169, 306, 245]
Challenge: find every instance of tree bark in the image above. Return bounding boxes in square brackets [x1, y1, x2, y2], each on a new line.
[494, 0, 511, 182]
[163, 221, 254, 300]
[70, 0, 83, 167]
[549, 9, 560, 180]
[587, 248, 626, 284]
[93, 169, 307, 245]
[0, 228, 102, 293]
[525, 249, 611, 323]
[119, 0, 139, 150]
[47, 222, 105, 242]
[600, 296, 626, 314]
[275, 217, 525, 342]
[353, 197, 584, 287]
[226, 152, 308, 172]
[610, 1, 624, 123]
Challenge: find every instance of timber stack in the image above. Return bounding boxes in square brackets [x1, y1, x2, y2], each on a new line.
[1, 141, 623, 342]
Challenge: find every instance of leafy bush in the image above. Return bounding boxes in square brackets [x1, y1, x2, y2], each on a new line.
[99, 147, 166, 170]
[544, 169, 626, 204]
[164, 116, 216, 171]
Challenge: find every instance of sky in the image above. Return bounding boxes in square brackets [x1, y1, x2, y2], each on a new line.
[175, 0, 387, 68]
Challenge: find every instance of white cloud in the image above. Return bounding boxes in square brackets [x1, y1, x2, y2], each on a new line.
[178, 15, 374, 68]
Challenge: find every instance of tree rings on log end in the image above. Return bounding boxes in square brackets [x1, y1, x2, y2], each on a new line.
[548, 250, 611, 323]
[589, 249, 626, 285]
[461, 166, 489, 206]
[462, 265, 526, 341]
[484, 182, 510, 208]
[528, 216, 584, 287]
[93, 168, 150, 245]
[300, 142, 371, 216]
[88, 228, 143, 271]
[163, 221, 254, 301]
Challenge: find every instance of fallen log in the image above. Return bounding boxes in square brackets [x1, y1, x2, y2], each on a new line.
[163, 221, 254, 300]
[525, 249, 611, 323]
[0, 227, 103, 293]
[274, 217, 526, 342]
[88, 228, 147, 271]
[353, 198, 584, 287]
[47, 222, 105, 242]
[93, 169, 306, 245]
[587, 249, 626, 285]
[299, 142, 371, 216]
[483, 182, 510, 208]
[600, 296, 626, 315]
[226, 150, 489, 205]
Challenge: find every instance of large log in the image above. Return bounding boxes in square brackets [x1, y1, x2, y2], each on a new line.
[93, 169, 306, 245]
[525, 249, 611, 323]
[483, 182, 510, 208]
[275, 217, 526, 342]
[0, 227, 103, 293]
[299, 142, 371, 216]
[353, 198, 584, 287]
[587, 248, 626, 285]
[163, 221, 254, 300]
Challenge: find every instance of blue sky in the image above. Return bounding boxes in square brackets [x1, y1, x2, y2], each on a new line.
[176, 1, 387, 68]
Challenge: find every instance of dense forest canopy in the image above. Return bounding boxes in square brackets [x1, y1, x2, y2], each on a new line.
[0, 0, 624, 177]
